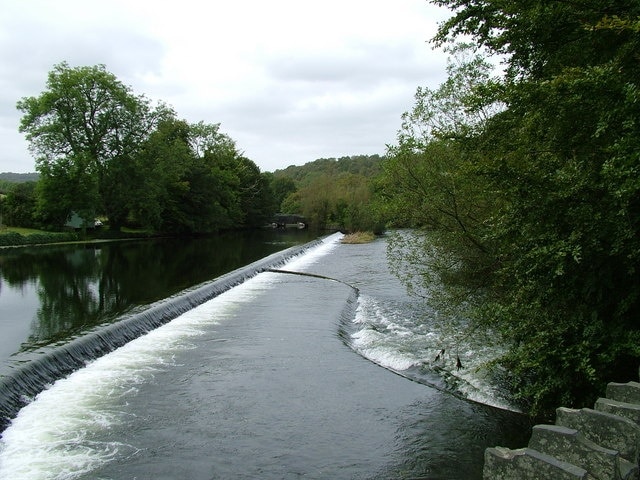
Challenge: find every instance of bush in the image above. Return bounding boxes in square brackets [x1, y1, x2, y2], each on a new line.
[341, 231, 376, 244]
[0, 231, 79, 247]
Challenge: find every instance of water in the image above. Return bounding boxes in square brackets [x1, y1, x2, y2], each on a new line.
[0, 231, 319, 428]
[325, 238, 517, 411]
[0, 233, 531, 479]
[0, 230, 316, 370]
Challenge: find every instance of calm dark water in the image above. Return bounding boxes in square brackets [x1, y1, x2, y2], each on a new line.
[0, 229, 316, 372]
[0, 233, 530, 479]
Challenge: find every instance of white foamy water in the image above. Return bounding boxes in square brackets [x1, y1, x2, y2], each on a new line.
[0, 234, 343, 480]
[282, 232, 343, 271]
[350, 294, 518, 412]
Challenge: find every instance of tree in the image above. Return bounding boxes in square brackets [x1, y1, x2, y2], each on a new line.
[17, 63, 158, 229]
[432, 0, 640, 80]
[131, 115, 192, 231]
[272, 155, 386, 231]
[269, 176, 297, 212]
[3, 182, 38, 227]
[383, 45, 502, 294]
[385, 0, 640, 414]
[235, 158, 277, 227]
[132, 116, 273, 234]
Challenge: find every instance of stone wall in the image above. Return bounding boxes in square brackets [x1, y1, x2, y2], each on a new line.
[484, 376, 640, 479]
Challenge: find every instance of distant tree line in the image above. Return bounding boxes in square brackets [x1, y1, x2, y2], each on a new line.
[9, 63, 279, 234]
[3, 64, 385, 235]
[0, 172, 39, 185]
[270, 155, 386, 232]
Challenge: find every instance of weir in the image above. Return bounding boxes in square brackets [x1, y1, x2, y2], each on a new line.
[0, 238, 323, 432]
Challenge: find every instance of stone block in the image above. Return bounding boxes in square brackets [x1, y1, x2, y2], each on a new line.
[556, 407, 640, 464]
[528, 425, 615, 479]
[596, 397, 640, 426]
[483, 447, 588, 479]
[529, 424, 637, 480]
[607, 382, 640, 405]
[620, 460, 640, 480]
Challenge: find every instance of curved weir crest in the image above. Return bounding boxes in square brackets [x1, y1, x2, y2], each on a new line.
[0, 235, 339, 432]
[0, 233, 352, 479]
[0, 232, 534, 479]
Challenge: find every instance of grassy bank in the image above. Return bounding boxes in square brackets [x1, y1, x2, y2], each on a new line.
[0, 226, 154, 248]
[340, 231, 376, 244]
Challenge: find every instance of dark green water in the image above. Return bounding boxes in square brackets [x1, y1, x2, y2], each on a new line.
[0, 233, 531, 479]
[0, 229, 316, 369]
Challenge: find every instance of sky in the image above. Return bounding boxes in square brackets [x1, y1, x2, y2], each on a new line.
[0, 0, 451, 173]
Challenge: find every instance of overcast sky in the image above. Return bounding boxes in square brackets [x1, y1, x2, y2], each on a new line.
[0, 0, 451, 173]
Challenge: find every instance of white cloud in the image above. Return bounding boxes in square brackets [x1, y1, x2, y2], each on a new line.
[0, 0, 450, 173]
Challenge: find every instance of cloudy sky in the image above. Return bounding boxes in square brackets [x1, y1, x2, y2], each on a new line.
[0, 0, 451, 173]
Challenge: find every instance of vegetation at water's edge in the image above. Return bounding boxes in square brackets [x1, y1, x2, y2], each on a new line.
[0, 225, 159, 247]
[2, 61, 386, 238]
[0, 230, 79, 247]
[0, 152, 385, 242]
[341, 232, 376, 244]
[270, 155, 386, 233]
[380, 1, 640, 416]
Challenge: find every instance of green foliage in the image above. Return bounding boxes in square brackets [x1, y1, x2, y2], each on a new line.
[268, 175, 297, 212]
[382, 46, 502, 295]
[2, 181, 38, 227]
[17, 63, 158, 229]
[385, 0, 640, 415]
[16, 64, 277, 235]
[0, 230, 79, 247]
[272, 155, 385, 232]
[272, 154, 383, 182]
[130, 116, 274, 234]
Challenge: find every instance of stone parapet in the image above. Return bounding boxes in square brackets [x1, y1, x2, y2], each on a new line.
[484, 447, 588, 479]
[528, 424, 624, 480]
[607, 383, 640, 406]
[555, 407, 640, 465]
[483, 378, 640, 479]
[596, 398, 640, 427]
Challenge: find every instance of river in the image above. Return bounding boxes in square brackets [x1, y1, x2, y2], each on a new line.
[0, 231, 530, 479]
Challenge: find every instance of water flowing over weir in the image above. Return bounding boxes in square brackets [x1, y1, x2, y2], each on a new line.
[0, 238, 324, 431]
[0, 233, 532, 479]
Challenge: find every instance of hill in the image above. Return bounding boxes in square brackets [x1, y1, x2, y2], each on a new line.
[272, 154, 383, 184]
[0, 172, 39, 183]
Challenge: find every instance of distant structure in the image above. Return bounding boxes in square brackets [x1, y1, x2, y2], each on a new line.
[271, 214, 307, 229]
[64, 211, 101, 230]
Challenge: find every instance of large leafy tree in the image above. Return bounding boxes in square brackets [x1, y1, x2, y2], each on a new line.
[387, 1, 640, 414]
[382, 45, 503, 301]
[132, 116, 274, 234]
[131, 115, 193, 232]
[268, 175, 297, 212]
[17, 63, 158, 229]
[447, 0, 639, 414]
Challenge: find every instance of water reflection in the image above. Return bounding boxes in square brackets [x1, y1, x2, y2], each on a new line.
[378, 397, 531, 478]
[0, 230, 316, 365]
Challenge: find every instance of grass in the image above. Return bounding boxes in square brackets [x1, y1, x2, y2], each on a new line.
[340, 231, 376, 244]
[0, 226, 48, 235]
[0, 224, 156, 247]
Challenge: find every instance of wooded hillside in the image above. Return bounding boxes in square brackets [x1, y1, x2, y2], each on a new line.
[270, 154, 385, 232]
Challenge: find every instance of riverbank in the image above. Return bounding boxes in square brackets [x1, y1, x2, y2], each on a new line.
[0, 226, 158, 249]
